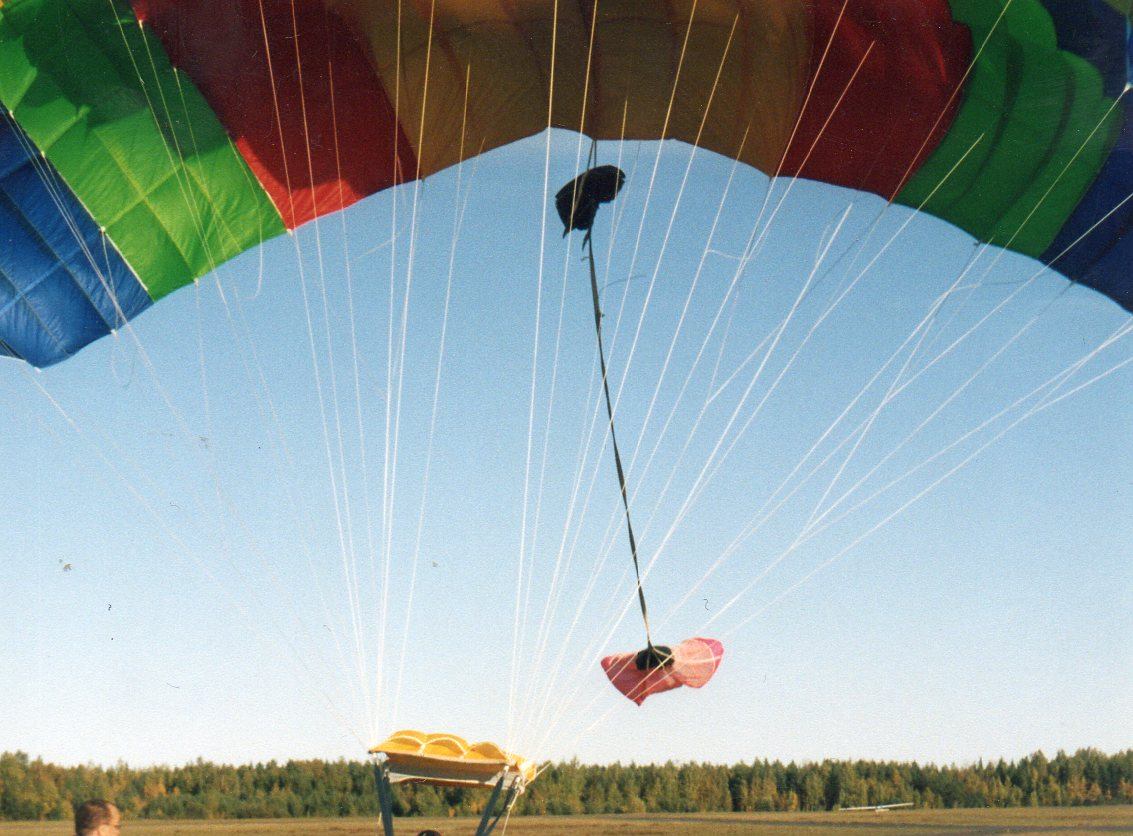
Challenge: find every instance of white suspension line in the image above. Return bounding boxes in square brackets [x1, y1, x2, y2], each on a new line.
[783, 299, 1131, 570]
[539, 0, 1038, 758]
[281, 0, 376, 731]
[532, 204, 855, 752]
[252, 0, 372, 722]
[323, 48, 386, 739]
[522, 129, 643, 741]
[719, 320, 1133, 638]
[522, 6, 752, 743]
[695, 182, 1133, 633]
[541, 127, 1001, 754]
[634, 140, 992, 629]
[9, 43, 362, 717]
[104, 4, 370, 715]
[374, 0, 440, 739]
[370, 0, 410, 743]
[23, 367, 367, 745]
[508, 0, 561, 751]
[391, 72, 479, 728]
[516, 100, 606, 736]
[525, 9, 772, 745]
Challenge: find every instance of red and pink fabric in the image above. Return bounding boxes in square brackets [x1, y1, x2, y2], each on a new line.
[601, 638, 724, 705]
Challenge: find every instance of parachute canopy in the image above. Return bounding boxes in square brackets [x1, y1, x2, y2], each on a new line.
[602, 637, 725, 706]
[1, 0, 1132, 366]
[370, 730, 534, 835]
[369, 729, 537, 788]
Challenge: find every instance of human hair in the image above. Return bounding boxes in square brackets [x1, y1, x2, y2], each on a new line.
[74, 800, 117, 835]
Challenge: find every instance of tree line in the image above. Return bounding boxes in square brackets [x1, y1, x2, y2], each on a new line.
[2, 748, 1131, 821]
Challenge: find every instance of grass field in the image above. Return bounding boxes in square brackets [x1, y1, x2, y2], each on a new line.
[3, 806, 1132, 835]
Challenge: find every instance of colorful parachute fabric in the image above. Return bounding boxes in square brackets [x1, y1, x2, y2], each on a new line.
[0, 115, 152, 366]
[369, 729, 537, 788]
[1, 0, 1132, 366]
[602, 638, 725, 706]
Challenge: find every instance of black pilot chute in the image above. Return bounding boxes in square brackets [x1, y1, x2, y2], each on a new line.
[555, 164, 625, 237]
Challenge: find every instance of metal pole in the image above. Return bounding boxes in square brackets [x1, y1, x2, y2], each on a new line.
[475, 773, 507, 836]
[481, 782, 521, 835]
[372, 760, 395, 836]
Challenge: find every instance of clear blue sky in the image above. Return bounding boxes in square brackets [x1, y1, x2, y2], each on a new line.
[2, 131, 1131, 769]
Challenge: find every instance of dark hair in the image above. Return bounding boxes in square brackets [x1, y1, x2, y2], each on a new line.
[74, 800, 117, 835]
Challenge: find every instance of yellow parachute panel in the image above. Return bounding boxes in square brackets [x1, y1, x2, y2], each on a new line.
[370, 729, 537, 788]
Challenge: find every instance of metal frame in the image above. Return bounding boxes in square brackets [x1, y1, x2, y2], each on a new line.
[373, 760, 396, 835]
[372, 756, 525, 836]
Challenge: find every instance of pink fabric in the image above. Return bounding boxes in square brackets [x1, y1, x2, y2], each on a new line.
[601, 638, 724, 705]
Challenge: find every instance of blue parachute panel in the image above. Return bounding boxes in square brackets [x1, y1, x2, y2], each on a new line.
[1040, 0, 1129, 98]
[0, 115, 150, 367]
[1039, 0, 1133, 306]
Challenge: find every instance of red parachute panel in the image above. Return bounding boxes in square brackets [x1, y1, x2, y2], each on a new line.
[133, 0, 415, 229]
[784, 0, 971, 199]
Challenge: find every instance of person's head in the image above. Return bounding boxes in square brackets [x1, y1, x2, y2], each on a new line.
[74, 800, 120, 836]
